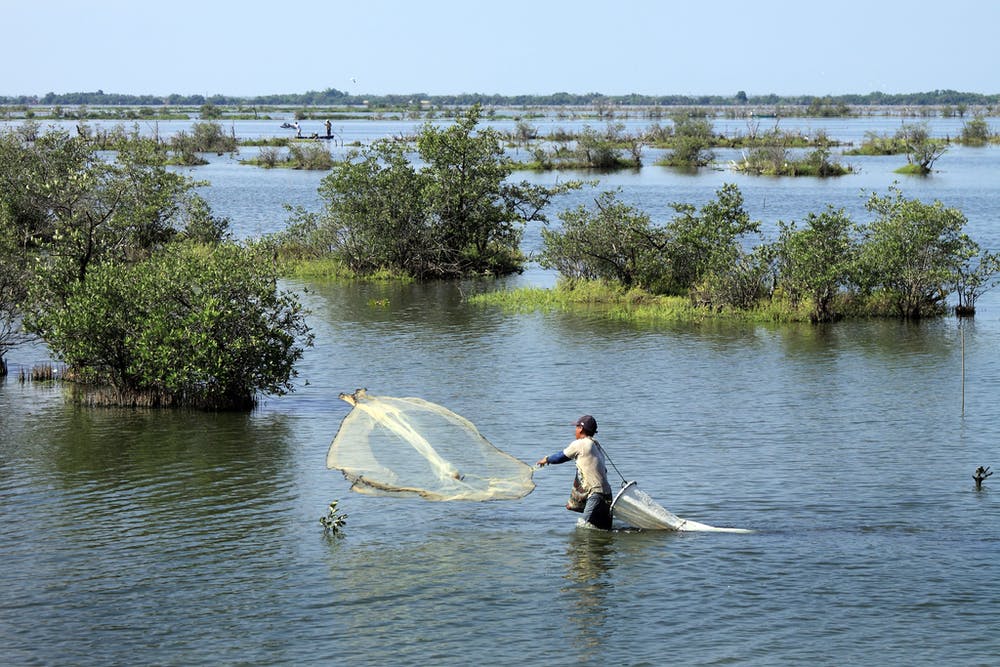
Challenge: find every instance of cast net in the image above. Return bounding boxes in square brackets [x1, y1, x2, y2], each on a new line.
[327, 389, 535, 501]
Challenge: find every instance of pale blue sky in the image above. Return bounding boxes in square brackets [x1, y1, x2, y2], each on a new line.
[4, 0, 998, 97]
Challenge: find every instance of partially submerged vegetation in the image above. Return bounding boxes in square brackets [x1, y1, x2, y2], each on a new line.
[268, 105, 581, 279]
[241, 142, 335, 170]
[169, 121, 239, 164]
[2, 103, 998, 399]
[507, 115, 851, 174]
[15, 103, 992, 178]
[0, 126, 313, 407]
[472, 184, 1000, 324]
[844, 122, 949, 174]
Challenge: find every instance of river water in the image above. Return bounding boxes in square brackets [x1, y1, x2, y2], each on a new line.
[2, 114, 999, 666]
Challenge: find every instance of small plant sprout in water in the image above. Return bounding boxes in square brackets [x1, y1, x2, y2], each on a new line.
[974, 466, 993, 490]
[320, 500, 348, 535]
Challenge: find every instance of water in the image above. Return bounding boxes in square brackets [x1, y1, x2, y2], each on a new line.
[2, 116, 1000, 666]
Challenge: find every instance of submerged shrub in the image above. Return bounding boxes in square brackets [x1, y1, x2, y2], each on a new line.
[30, 243, 313, 409]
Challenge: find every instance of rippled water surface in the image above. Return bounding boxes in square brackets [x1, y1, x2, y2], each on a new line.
[2, 115, 999, 666]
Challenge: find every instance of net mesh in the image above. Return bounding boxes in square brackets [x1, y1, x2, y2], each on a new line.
[327, 389, 535, 501]
[611, 481, 752, 533]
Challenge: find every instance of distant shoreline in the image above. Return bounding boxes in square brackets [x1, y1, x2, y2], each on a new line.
[2, 89, 998, 109]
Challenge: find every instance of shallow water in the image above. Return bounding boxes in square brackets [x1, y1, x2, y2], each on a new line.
[2, 115, 999, 665]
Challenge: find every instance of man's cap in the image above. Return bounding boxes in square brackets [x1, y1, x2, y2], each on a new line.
[573, 415, 597, 435]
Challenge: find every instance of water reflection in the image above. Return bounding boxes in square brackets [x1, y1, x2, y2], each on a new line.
[4, 398, 300, 558]
[562, 528, 616, 654]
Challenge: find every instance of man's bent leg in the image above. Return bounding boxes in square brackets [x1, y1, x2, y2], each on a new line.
[582, 493, 612, 530]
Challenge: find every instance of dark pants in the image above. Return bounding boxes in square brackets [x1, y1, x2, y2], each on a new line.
[582, 493, 612, 530]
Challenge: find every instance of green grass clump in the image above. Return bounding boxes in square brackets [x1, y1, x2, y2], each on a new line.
[279, 256, 413, 283]
[469, 280, 816, 324]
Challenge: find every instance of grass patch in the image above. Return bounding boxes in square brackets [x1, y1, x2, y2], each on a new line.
[242, 143, 334, 170]
[279, 256, 413, 283]
[239, 137, 292, 147]
[468, 281, 815, 324]
[894, 163, 930, 175]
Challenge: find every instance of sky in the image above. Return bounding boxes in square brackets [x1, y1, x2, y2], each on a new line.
[3, 0, 999, 98]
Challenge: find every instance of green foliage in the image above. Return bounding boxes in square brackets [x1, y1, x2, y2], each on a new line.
[692, 245, 774, 311]
[180, 194, 232, 245]
[801, 145, 852, 176]
[0, 126, 181, 371]
[733, 130, 851, 176]
[200, 103, 222, 120]
[777, 206, 856, 321]
[530, 123, 642, 170]
[26, 243, 313, 409]
[471, 280, 809, 324]
[170, 121, 238, 163]
[417, 107, 530, 259]
[954, 250, 1000, 314]
[540, 191, 667, 290]
[513, 119, 538, 147]
[287, 142, 334, 170]
[0, 127, 195, 293]
[242, 143, 334, 171]
[572, 123, 640, 169]
[854, 187, 976, 318]
[541, 183, 761, 306]
[319, 500, 348, 536]
[0, 227, 30, 373]
[960, 116, 992, 146]
[280, 104, 578, 278]
[846, 130, 910, 156]
[734, 143, 788, 174]
[662, 183, 760, 297]
[661, 114, 715, 167]
[316, 138, 432, 276]
[269, 205, 339, 260]
[896, 122, 947, 173]
[254, 146, 281, 168]
[0, 125, 304, 407]
[539, 185, 987, 321]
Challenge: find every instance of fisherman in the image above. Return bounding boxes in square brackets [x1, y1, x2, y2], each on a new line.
[537, 415, 613, 530]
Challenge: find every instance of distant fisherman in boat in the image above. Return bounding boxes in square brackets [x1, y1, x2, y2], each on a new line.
[537, 415, 613, 530]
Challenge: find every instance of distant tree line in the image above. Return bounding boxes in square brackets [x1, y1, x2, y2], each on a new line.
[3, 88, 999, 109]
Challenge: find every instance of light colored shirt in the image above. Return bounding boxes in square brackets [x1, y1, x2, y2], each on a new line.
[563, 436, 611, 495]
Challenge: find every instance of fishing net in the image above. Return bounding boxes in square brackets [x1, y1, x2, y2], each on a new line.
[611, 481, 752, 533]
[327, 389, 535, 501]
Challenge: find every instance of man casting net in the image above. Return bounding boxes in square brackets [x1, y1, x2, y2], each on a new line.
[327, 389, 535, 501]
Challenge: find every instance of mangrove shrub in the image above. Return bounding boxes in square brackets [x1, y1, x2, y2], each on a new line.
[1, 124, 310, 406]
[776, 206, 857, 322]
[539, 184, 995, 321]
[855, 187, 976, 318]
[280, 104, 578, 278]
[25, 243, 312, 409]
[540, 183, 763, 305]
